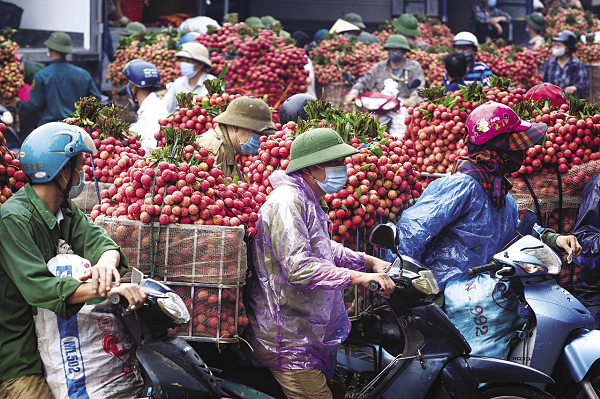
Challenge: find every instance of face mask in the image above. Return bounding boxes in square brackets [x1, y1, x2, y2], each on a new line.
[47, 49, 51, 58]
[180, 62, 198, 78]
[487, 0, 497, 7]
[69, 169, 85, 199]
[388, 51, 405, 63]
[500, 151, 525, 174]
[237, 131, 261, 155]
[552, 47, 566, 58]
[314, 165, 348, 194]
[459, 50, 475, 63]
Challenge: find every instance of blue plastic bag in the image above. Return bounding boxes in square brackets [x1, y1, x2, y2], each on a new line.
[444, 274, 524, 359]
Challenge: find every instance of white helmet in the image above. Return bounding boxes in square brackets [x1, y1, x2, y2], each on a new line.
[453, 31, 479, 48]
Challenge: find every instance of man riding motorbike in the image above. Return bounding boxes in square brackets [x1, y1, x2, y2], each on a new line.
[0, 122, 147, 399]
[385, 102, 581, 359]
[244, 128, 395, 399]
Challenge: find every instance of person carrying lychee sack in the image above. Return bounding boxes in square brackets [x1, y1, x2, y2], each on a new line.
[384, 102, 581, 360]
[196, 96, 276, 180]
[0, 122, 148, 399]
[244, 128, 395, 399]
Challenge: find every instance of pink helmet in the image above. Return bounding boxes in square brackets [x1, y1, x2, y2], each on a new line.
[466, 102, 547, 151]
[524, 83, 567, 109]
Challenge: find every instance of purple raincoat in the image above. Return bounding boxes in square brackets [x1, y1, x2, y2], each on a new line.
[245, 171, 365, 379]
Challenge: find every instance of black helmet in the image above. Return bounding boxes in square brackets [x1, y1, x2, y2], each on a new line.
[278, 93, 316, 125]
[553, 30, 577, 53]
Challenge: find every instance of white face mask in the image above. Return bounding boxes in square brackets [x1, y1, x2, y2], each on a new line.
[552, 47, 566, 58]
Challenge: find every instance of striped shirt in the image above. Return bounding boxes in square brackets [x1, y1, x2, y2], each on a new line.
[441, 61, 493, 87]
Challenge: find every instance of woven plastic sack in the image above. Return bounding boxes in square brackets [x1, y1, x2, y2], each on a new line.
[168, 283, 249, 343]
[72, 182, 111, 215]
[35, 248, 143, 399]
[444, 274, 524, 360]
[94, 216, 247, 284]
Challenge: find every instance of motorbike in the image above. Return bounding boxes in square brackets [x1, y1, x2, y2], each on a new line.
[110, 268, 277, 399]
[467, 209, 600, 399]
[344, 71, 420, 137]
[335, 222, 556, 399]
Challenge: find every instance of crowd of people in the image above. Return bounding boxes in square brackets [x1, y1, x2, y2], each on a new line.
[3, 5, 600, 399]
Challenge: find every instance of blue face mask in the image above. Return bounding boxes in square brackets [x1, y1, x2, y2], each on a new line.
[315, 165, 348, 194]
[238, 132, 261, 155]
[487, 0, 497, 7]
[180, 62, 198, 78]
[388, 51, 405, 63]
[69, 169, 85, 199]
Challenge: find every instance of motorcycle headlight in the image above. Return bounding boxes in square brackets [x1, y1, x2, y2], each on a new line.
[522, 244, 562, 275]
[157, 292, 190, 324]
[412, 270, 439, 295]
[513, 261, 546, 274]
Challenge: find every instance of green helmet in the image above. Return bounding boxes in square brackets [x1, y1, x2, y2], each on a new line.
[245, 16, 266, 28]
[526, 12, 545, 32]
[44, 32, 73, 54]
[213, 96, 276, 134]
[286, 128, 358, 174]
[123, 21, 146, 36]
[392, 14, 420, 38]
[261, 15, 280, 27]
[342, 13, 366, 29]
[384, 34, 411, 51]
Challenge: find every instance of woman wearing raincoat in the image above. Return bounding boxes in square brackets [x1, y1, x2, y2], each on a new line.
[245, 128, 395, 399]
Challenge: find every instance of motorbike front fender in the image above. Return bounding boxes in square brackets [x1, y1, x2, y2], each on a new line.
[562, 328, 600, 382]
[467, 356, 554, 384]
[136, 345, 222, 399]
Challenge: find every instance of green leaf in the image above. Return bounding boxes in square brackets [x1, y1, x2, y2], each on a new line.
[232, 175, 238, 185]
[361, 204, 366, 211]
[371, 146, 384, 157]
[360, 163, 372, 170]
[217, 63, 229, 80]
[341, 204, 348, 211]
[379, 137, 390, 146]
[357, 186, 362, 197]
[359, 136, 368, 144]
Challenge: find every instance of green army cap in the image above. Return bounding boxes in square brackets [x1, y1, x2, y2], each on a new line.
[44, 32, 73, 54]
[286, 128, 358, 174]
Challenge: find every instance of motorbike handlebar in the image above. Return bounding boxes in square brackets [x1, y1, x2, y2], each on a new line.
[467, 260, 501, 276]
[368, 281, 381, 292]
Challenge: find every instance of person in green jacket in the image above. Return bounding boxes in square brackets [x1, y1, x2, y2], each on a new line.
[9, 32, 102, 128]
[0, 122, 147, 399]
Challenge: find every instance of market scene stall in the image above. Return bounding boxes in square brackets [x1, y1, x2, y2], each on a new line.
[5, 0, 600, 398]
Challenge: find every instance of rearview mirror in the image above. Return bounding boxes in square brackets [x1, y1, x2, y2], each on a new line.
[369, 223, 399, 253]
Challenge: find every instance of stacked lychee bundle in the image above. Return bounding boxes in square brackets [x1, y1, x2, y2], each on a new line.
[0, 123, 27, 207]
[0, 29, 24, 99]
[65, 97, 145, 184]
[194, 22, 309, 109]
[91, 127, 261, 237]
[107, 30, 181, 89]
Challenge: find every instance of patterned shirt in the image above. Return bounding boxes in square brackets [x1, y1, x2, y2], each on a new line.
[541, 56, 589, 98]
[441, 61, 493, 87]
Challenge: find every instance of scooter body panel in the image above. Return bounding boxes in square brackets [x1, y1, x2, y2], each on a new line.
[467, 356, 554, 384]
[136, 338, 222, 399]
[524, 280, 595, 380]
[562, 328, 600, 382]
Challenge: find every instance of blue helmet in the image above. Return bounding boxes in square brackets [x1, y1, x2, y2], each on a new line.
[122, 59, 161, 88]
[177, 31, 201, 46]
[19, 122, 97, 184]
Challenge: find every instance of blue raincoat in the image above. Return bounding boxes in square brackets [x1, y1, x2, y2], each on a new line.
[572, 171, 600, 327]
[385, 173, 519, 291]
[245, 171, 365, 379]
